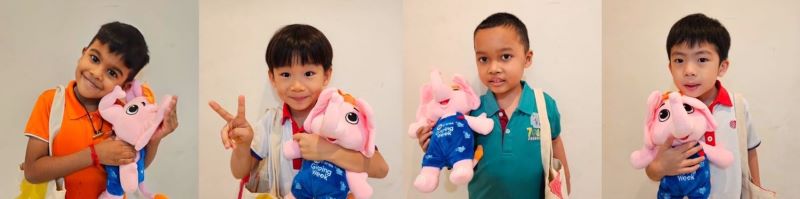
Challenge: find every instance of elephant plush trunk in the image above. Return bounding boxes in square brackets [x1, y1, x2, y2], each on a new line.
[669, 93, 693, 140]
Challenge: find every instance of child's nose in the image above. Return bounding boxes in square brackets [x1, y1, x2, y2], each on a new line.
[289, 79, 305, 91]
[683, 63, 697, 77]
[488, 62, 502, 74]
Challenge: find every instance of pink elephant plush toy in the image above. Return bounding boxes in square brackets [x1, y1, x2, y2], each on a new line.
[283, 87, 376, 199]
[407, 70, 494, 193]
[98, 81, 172, 199]
[631, 91, 733, 198]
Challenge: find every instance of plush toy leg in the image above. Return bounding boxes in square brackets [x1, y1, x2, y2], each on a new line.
[346, 171, 372, 199]
[99, 190, 124, 199]
[450, 159, 474, 185]
[120, 163, 139, 193]
[282, 141, 302, 159]
[413, 167, 441, 193]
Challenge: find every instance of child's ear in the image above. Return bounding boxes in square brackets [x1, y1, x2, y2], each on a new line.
[323, 67, 333, 86]
[717, 59, 730, 77]
[524, 50, 534, 69]
[267, 69, 276, 86]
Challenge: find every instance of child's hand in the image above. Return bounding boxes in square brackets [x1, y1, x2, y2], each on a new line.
[95, 139, 137, 165]
[292, 133, 339, 161]
[650, 136, 706, 177]
[152, 96, 179, 143]
[209, 95, 253, 150]
[415, 124, 432, 152]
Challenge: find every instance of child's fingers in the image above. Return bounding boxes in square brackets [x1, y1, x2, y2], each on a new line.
[677, 162, 701, 174]
[680, 155, 705, 168]
[656, 136, 674, 153]
[683, 144, 703, 158]
[236, 95, 246, 118]
[220, 123, 233, 149]
[208, 101, 235, 122]
[421, 139, 429, 152]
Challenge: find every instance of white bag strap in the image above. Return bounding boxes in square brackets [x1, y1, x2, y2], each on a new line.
[267, 108, 284, 197]
[48, 85, 66, 189]
[733, 93, 754, 181]
[534, 88, 554, 173]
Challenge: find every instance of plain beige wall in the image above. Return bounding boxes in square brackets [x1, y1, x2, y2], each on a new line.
[603, 0, 800, 198]
[198, 0, 403, 198]
[0, 0, 199, 198]
[404, 0, 601, 198]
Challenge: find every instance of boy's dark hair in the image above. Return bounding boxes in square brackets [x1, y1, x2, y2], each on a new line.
[666, 13, 731, 61]
[265, 24, 333, 71]
[88, 21, 150, 82]
[474, 12, 530, 51]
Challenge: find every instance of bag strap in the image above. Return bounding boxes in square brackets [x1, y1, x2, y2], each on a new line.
[48, 85, 66, 190]
[268, 108, 283, 197]
[238, 108, 284, 199]
[533, 88, 554, 174]
[733, 93, 753, 181]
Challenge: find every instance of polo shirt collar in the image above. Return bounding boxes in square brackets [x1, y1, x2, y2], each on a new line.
[709, 80, 732, 109]
[65, 80, 94, 120]
[481, 81, 535, 117]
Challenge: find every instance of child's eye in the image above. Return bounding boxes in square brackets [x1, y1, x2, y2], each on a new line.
[90, 55, 100, 64]
[107, 69, 118, 78]
[672, 58, 684, 64]
[304, 71, 316, 77]
[280, 72, 290, 78]
[501, 54, 512, 61]
[477, 57, 488, 64]
[698, 58, 709, 63]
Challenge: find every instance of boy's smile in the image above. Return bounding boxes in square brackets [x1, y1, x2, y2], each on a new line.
[668, 42, 728, 105]
[474, 26, 532, 99]
[269, 62, 331, 120]
[74, 40, 131, 102]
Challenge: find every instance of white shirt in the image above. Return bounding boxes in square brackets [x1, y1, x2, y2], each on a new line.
[250, 107, 299, 196]
[709, 91, 761, 199]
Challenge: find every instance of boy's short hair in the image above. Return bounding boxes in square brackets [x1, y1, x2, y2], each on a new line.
[666, 13, 731, 61]
[265, 24, 333, 71]
[88, 21, 150, 82]
[474, 12, 530, 51]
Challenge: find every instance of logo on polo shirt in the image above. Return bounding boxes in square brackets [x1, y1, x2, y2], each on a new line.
[528, 113, 541, 141]
[730, 120, 737, 129]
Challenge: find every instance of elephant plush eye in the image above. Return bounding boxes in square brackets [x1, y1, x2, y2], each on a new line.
[658, 109, 670, 122]
[126, 104, 139, 115]
[346, 112, 359, 124]
[683, 103, 694, 114]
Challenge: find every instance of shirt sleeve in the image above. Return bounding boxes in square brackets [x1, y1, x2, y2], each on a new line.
[24, 89, 55, 142]
[741, 97, 761, 150]
[543, 92, 562, 139]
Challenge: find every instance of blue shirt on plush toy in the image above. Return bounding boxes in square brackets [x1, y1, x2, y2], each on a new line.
[422, 112, 475, 169]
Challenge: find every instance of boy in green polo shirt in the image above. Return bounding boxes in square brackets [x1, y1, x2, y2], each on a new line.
[415, 12, 571, 199]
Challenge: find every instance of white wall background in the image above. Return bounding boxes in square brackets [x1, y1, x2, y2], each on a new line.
[603, 0, 800, 198]
[0, 0, 199, 198]
[198, 1, 403, 198]
[404, 0, 601, 198]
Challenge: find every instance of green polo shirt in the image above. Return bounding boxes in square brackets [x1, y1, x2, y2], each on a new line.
[468, 81, 561, 199]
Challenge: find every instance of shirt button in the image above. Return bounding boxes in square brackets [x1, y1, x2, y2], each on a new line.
[499, 112, 504, 117]
[505, 129, 511, 134]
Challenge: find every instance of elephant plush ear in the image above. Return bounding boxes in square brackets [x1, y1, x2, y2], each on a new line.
[124, 80, 143, 102]
[643, 91, 663, 148]
[304, 87, 339, 131]
[681, 95, 718, 132]
[355, 98, 376, 157]
[452, 74, 479, 110]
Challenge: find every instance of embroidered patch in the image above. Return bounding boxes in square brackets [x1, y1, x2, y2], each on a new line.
[730, 120, 737, 129]
[530, 113, 541, 129]
[527, 127, 540, 141]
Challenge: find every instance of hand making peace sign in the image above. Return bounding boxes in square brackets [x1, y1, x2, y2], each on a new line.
[208, 95, 254, 150]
